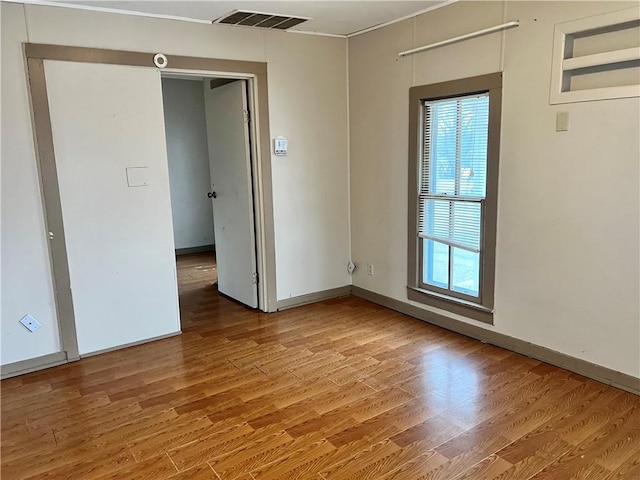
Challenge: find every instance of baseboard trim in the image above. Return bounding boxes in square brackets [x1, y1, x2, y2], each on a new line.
[80, 331, 182, 358]
[1, 332, 184, 379]
[175, 245, 215, 256]
[277, 286, 352, 310]
[351, 286, 640, 396]
[1, 351, 68, 379]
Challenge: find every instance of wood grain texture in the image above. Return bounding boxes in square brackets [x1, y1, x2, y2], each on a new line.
[1, 252, 638, 479]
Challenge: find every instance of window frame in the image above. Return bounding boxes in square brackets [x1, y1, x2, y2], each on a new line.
[407, 72, 502, 324]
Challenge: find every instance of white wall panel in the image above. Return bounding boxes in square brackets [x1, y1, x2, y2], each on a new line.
[349, 1, 640, 377]
[45, 61, 180, 355]
[0, 3, 61, 364]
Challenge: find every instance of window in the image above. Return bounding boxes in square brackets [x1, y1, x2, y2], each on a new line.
[407, 73, 502, 324]
[550, 6, 640, 104]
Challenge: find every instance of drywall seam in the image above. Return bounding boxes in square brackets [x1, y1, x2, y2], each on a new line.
[345, 36, 353, 269]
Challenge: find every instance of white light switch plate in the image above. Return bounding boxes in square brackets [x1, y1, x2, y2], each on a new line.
[20, 314, 42, 332]
[556, 111, 569, 132]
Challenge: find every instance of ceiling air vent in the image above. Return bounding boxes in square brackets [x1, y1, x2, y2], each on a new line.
[214, 10, 310, 30]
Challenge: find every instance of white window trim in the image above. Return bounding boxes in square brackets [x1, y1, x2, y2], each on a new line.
[550, 6, 640, 105]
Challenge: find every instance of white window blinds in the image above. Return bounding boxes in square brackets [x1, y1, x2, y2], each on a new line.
[418, 93, 489, 253]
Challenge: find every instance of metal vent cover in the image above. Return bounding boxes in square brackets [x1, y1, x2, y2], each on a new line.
[214, 10, 310, 30]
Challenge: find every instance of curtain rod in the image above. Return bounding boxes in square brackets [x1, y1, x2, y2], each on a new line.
[398, 21, 520, 57]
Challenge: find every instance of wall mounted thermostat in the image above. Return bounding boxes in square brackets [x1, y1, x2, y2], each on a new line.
[274, 136, 288, 156]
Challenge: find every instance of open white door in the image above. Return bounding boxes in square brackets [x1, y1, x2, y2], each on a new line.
[203, 80, 259, 308]
[45, 61, 180, 355]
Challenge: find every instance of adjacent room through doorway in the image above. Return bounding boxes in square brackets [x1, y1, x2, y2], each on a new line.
[161, 76, 218, 330]
[161, 74, 261, 328]
[174, 252, 218, 331]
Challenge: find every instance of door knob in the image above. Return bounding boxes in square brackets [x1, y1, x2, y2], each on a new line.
[208, 191, 217, 199]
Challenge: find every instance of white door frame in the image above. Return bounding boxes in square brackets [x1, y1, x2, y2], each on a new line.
[24, 44, 278, 366]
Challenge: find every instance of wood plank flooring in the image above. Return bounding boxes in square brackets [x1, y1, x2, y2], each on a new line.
[2, 252, 639, 479]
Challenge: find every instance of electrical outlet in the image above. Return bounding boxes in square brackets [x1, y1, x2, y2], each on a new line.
[347, 261, 356, 275]
[367, 264, 374, 276]
[20, 314, 42, 333]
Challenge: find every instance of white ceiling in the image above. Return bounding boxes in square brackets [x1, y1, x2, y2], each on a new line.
[47, 1, 450, 36]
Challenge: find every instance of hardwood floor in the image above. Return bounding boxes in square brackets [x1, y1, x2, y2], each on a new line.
[2, 252, 639, 479]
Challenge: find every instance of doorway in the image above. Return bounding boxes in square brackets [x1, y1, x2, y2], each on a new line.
[161, 75, 260, 328]
[25, 44, 278, 365]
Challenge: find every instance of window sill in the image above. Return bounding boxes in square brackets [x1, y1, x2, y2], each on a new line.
[406, 286, 494, 325]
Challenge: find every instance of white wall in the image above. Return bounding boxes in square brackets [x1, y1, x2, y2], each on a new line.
[0, 1, 350, 365]
[1, 4, 61, 364]
[266, 32, 351, 299]
[4, 0, 636, 379]
[349, 1, 640, 377]
[161, 78, 215, 251]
